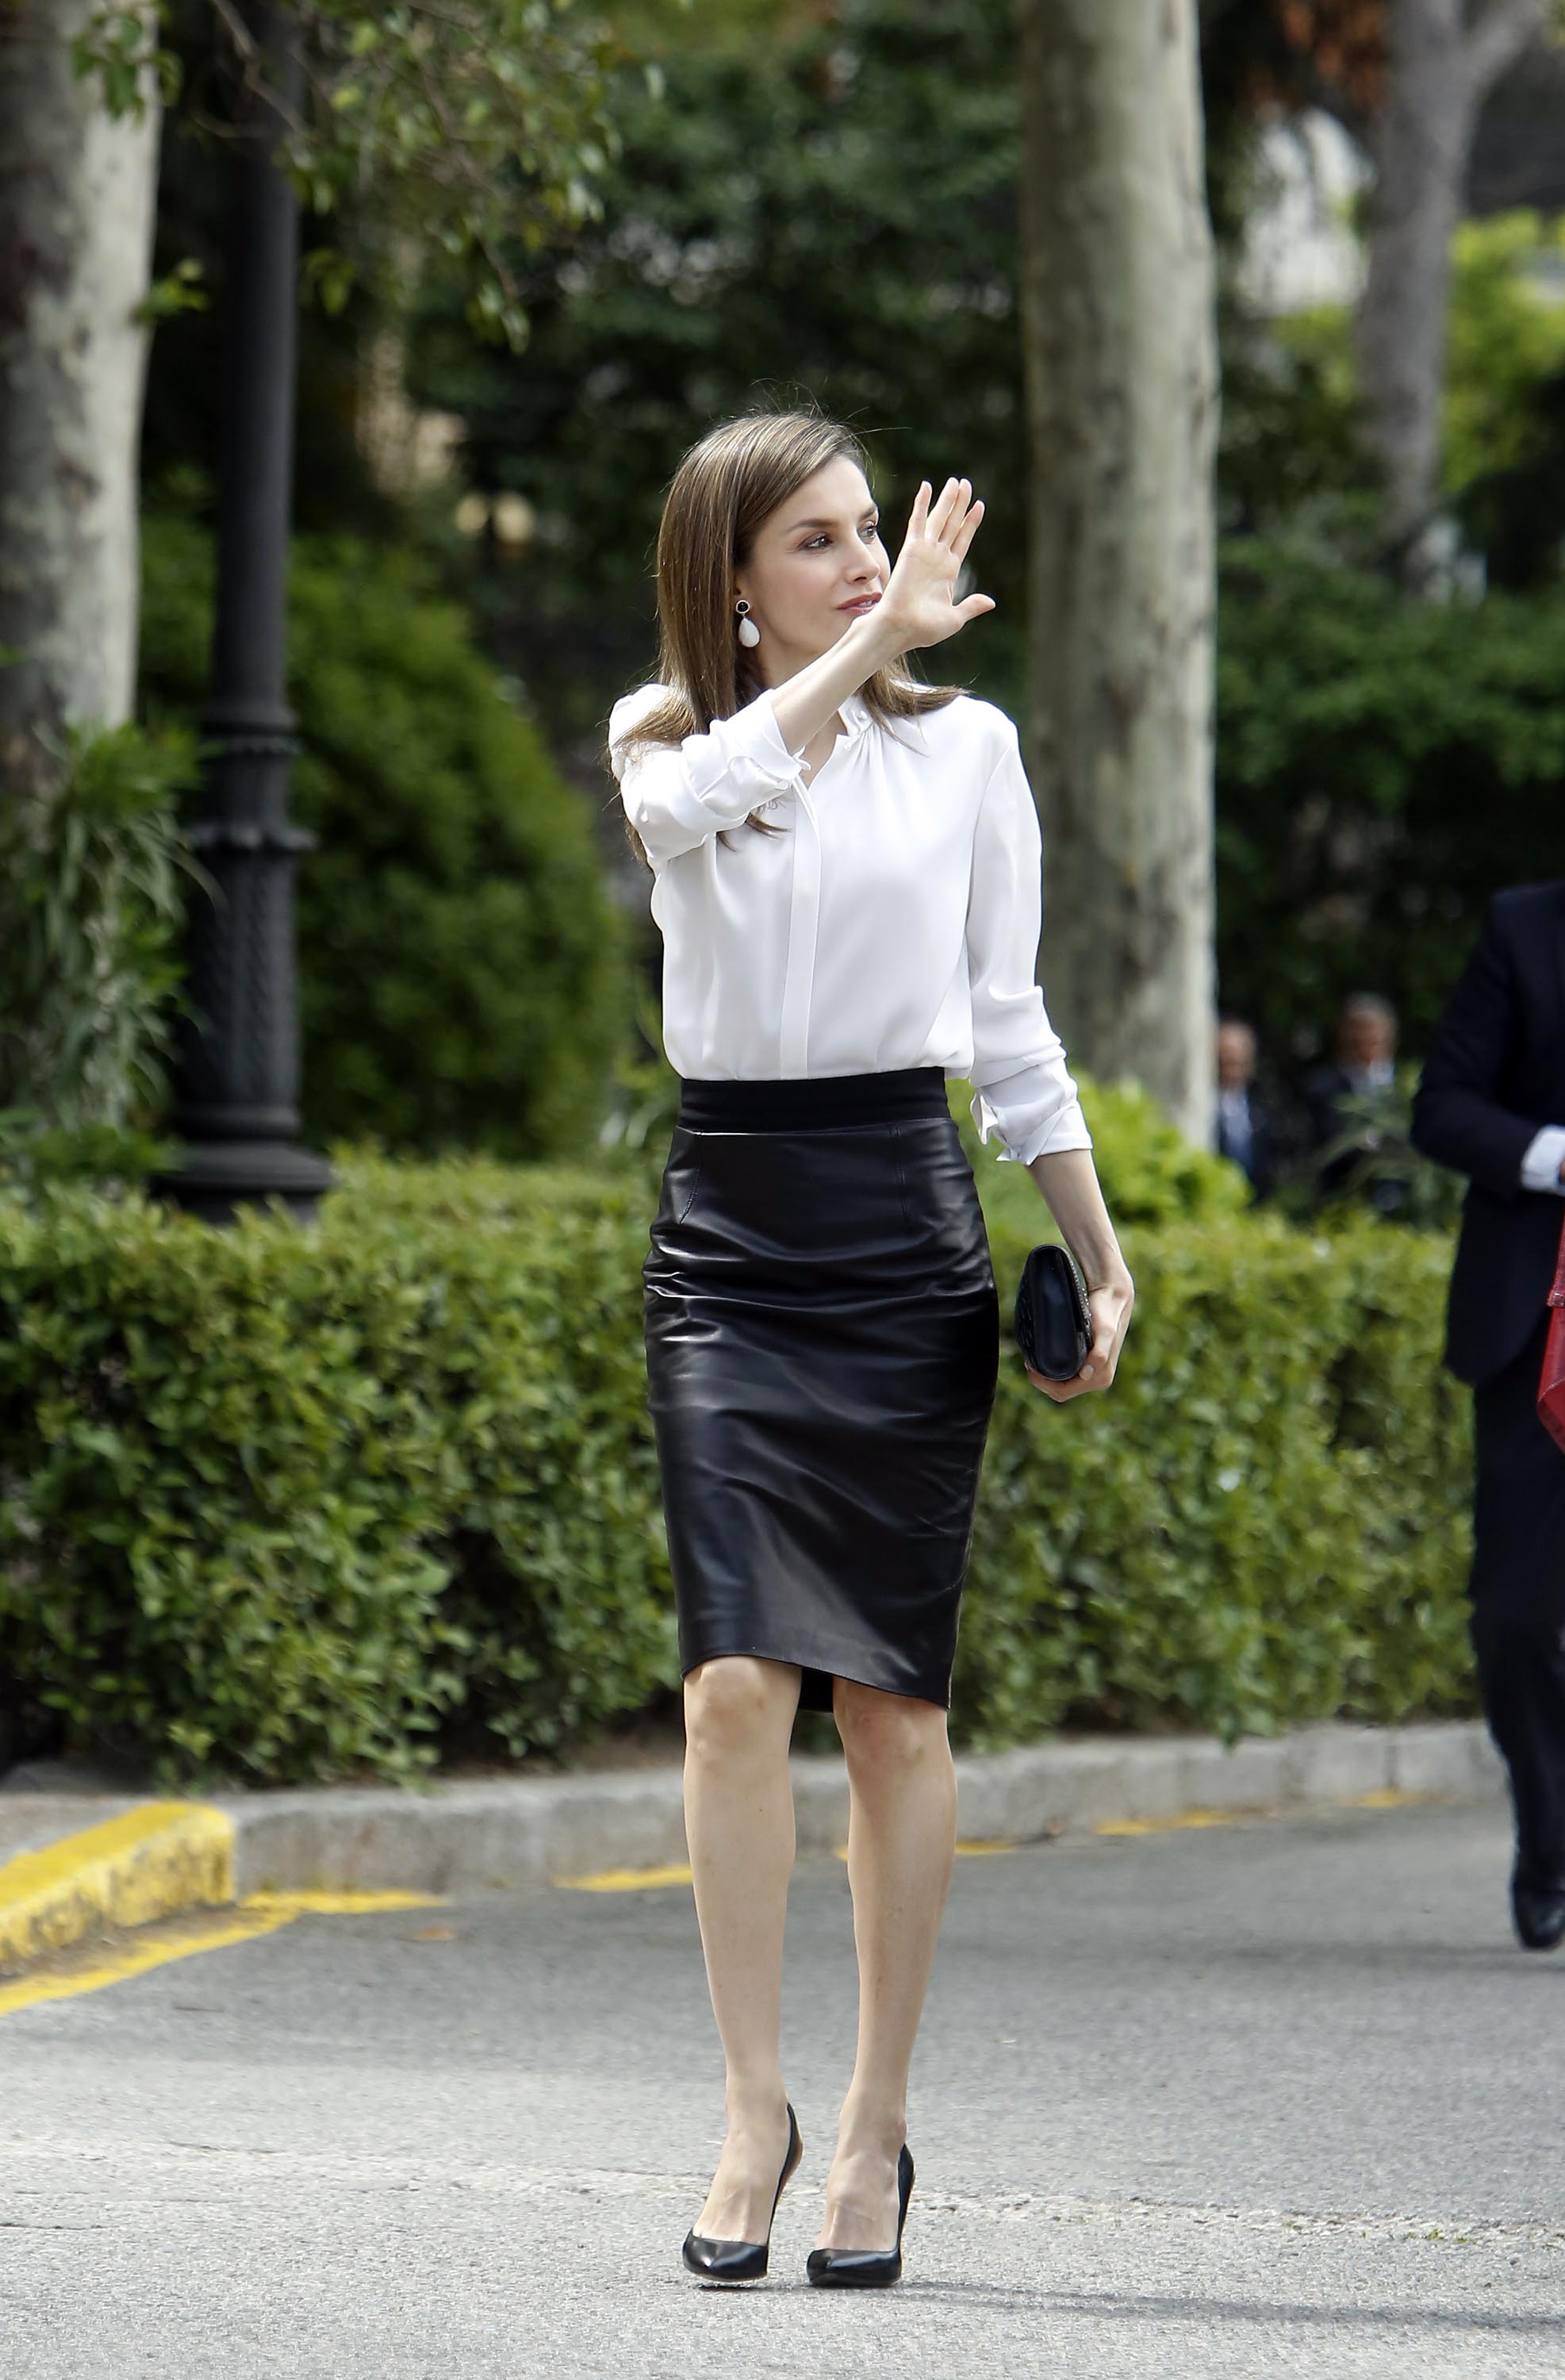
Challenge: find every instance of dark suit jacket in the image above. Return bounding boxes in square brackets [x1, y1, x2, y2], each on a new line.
[1304, 1060, 1409, 1210]
[1215, 1091, 1278, 1200]
[1410, 880, 1565, 1387]
[1304, 1061, 1356, 1165]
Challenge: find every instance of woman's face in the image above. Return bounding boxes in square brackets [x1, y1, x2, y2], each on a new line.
[734, 455, 888, 677]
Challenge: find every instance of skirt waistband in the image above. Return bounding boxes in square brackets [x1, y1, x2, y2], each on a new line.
[676, 1066, 949, 1134]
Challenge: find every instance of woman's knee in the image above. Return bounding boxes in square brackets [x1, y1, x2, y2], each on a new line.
[834, 1680, 949, 1775]
[684, 1656, 799, 1763]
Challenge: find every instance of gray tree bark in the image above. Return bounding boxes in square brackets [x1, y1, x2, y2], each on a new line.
[1355, 0, 1544, 571]
[1015, 0, 1218, 1146]
[0, 3, 162, 796]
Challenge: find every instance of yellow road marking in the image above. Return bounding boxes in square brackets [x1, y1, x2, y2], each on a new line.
[554, 1864, 693, 1891]
[0, 1902, 296, 2016]
[560, 1839, 1025, 1889]
[833, 1839, 1020, 1862]
[1099, 1790, 1446, 1837]
[0, 1887, 445, 2018]
[244, 1889, 444, 1916]
[1097, 1810, 1248, 1837]
[0, 1802, 234, 1967]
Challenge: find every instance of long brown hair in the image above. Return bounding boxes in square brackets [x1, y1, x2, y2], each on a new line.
[604, 406, 963, 871]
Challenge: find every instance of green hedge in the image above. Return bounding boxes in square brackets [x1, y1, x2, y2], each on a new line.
[0, 1106, 1475, 1785]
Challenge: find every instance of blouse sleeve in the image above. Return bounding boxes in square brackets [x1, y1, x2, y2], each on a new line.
[607, 682, 809, 868]
[964, 722, 1092, 1166]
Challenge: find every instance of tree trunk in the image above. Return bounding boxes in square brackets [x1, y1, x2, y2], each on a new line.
[1356, 0, 1544, 574]
[0, 3, 162, 796]
[1016, 0, 1219, 1146]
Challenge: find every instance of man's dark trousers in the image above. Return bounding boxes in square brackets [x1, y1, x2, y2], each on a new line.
[1470, 1313, 1565, 1871]
[1411, 880, 1565, 1886]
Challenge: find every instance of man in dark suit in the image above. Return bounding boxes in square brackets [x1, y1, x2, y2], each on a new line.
[1214, 1016, 1278, 1200]
[1410, 881, 1565, 1951]
[1306, 993, 1410, 1213]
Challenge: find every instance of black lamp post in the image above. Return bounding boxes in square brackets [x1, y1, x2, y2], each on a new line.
[151, 2, 332, 1225]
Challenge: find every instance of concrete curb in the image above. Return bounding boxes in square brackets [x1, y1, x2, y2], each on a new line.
[0, 1723, 1506, 1974]
[0, 1801, 234, 1972]
[224, 1720, 1506, 1900]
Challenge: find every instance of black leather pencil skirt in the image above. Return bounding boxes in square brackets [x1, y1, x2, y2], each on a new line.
[642, 1066, 1000, 1712]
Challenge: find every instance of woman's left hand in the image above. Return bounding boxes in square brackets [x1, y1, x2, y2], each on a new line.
[1025, 1275, 1134, 1403]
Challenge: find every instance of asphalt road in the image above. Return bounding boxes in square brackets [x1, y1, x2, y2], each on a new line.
[2, 1799, 1560, 2378]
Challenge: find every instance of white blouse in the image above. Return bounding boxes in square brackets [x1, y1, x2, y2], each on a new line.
[606, 678, 1092, 1167]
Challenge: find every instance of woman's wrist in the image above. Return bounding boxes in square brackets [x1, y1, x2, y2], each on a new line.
[1024, 1148, 1126, 1292]
[1065, 1230, 1131, 1299]
[842, 604, 907, 677]
[769, 608, 905, 759]
[1073, 1236, 1131, 1296]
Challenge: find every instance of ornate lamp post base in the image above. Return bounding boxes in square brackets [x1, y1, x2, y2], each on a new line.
[152, 1138, 334, 1228]
[151, 5, 332, 1226]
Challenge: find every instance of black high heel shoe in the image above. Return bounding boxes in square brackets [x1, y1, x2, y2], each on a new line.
[681, 2102, 803, 2283]
[805, 2142, 915, 2288]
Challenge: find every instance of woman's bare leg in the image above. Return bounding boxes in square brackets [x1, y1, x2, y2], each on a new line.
[815, 1679, 957, 2251]
[682, 1653, 803, 2238]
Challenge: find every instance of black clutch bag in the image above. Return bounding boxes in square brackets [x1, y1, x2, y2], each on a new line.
[1014, 1242, 1092, 1380]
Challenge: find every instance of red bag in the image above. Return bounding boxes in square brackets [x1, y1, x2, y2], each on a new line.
[1540, 1215, 1565, 1455]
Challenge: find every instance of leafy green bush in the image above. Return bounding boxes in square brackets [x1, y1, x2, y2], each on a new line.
[0, 722, 200, 1191]
[0, 1141, 1474, 1787]
[0, 1155, 669, 1783]
[960, 1199, 1471, 1743]
[950, 1070, 1251, 1234]
[137, 509, 629, 1161]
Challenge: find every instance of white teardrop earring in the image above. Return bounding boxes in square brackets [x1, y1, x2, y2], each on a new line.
[735, 598, 761, 649]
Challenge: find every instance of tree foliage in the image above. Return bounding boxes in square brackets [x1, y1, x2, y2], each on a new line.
[1236, 209, 1565, 575]
[74, 0, 631, 344]
[406, 0, 1029, 739]
[1216, 536, 1565, 1057]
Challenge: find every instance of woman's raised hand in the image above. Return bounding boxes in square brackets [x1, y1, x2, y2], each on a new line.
[877, 476, 995, 651]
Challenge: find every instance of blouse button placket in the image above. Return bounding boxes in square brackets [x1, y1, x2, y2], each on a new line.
[777, 781, 822, 1076]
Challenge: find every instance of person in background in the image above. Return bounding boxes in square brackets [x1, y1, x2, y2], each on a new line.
[1306, 992, 1406, 1213]
[1214, 1016, 1277, 1200]
[1410, 880, 1565, 1953]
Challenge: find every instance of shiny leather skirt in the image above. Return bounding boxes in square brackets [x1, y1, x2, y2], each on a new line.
[642, 1067, 1000, 1712]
